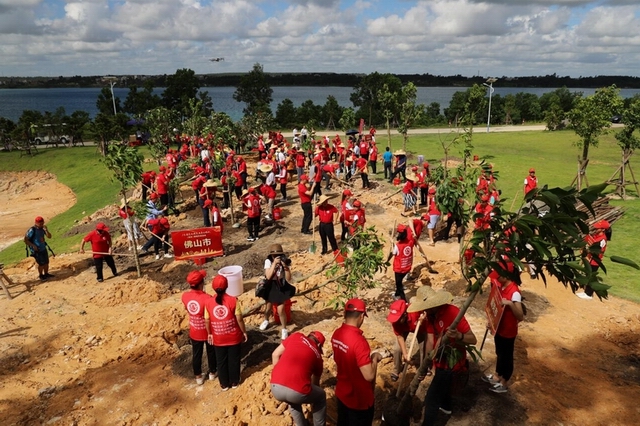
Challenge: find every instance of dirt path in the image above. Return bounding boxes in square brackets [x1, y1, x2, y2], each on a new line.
[1, 172, 639, 426]
[0, 171, 76, 251]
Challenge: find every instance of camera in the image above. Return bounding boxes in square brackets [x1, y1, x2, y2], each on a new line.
[278, 255, 292, 267]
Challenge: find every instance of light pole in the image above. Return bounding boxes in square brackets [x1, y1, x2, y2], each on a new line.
[102, 76, 118, 115]
[483, 77, 497, 133]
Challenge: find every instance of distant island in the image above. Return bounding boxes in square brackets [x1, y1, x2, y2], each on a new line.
[2, 73, 640, 89]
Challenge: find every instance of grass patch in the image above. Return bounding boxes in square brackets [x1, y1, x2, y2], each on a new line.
[1, 131, 639, 301]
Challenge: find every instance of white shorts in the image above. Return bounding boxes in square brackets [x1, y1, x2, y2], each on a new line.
[428, 214, 440, 229]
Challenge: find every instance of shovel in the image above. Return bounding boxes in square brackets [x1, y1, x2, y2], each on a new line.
[309, 201, 317, 253]
[396, 314, 425, 398]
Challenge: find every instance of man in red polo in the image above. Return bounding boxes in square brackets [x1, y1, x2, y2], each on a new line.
[523, 168, 538, 195]
[331, 298, 382, 426]
[315, 194, 339, 255]
[80, 222, 118, 282]
[298, 175, 313, 235]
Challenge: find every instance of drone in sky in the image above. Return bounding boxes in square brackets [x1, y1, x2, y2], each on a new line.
[209, 57, 224, 62]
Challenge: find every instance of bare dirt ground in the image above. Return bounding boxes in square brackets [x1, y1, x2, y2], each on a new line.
[1, 170, 640, 426]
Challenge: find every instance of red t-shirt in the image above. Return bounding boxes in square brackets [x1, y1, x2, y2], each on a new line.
[331, 323, 374, 410]
[369, 146, 378, 161]
[316, 203, 338, 223]
[83, 230, 111, 258]
[191, 175, 207, 191]
[428, 195, 440, 216]
[298, 183, 312, 204]
[392, 311, 429, 337]
[430, 304, 471, 371]
[524, 175, 537, 194]
[260, 184, 277, 200]
[118, 207, 135, 219]
[356, 157, 367, 173]
[141, 171, 155, 186]
[402, 180, 414, 194]
[296, 153, 306, 168]
[181, 289, 211, 341]
[585, 232, 607, 266]
[205, 294, 243, 346]
[409, 219, 424, 240]
[270, 332, 323, 395]
[155, 173, 169, 195]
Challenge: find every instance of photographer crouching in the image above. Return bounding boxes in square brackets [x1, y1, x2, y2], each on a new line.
[259, 244, 296, 340]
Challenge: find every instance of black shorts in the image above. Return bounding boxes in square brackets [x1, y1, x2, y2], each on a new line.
[32, 250, 49, 266]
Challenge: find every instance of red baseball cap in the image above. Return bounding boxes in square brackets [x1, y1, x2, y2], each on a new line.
[345, 298, 367, 316]
[159, 166, 167, 172]
[342, 189, 353, 197]
[421, 213, 430, 221]
[593, 220, 610, 230]
[529, 168, 535, 173]
[300, 174, 309, 181]
[308, 331, 325, 352]
[428, 187, 436, 194]
[149, 192, 159, 200]
[481, 194, 490, 202]
[35, 216, 44, 223]
[423, 162, 430, 168]
[212, 275, 228, 291]
[186, 270, 207, 287]
[203, 199, 213, 208]
[397, 224, 407, 233]
[96, 222, 109, 231]
[353, 200, 362, 208]
[386, 299, 408, 323]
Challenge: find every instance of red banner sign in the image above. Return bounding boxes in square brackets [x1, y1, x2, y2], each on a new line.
[172, 227, 224, 260]
[485, 283, 505, 335]
[358, 118, 365, 134]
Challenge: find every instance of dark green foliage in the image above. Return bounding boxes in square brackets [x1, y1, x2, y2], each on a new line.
[233, 63, 274, 116]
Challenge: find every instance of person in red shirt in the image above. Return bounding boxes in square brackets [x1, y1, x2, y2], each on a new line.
[358, 138, 369, 162]
[348, 200, 366, 236]
[141, 216, 173, 259]
[474, 195, 493, 231]
[401, 175, 418, 216]
[155, 167, 170, 208]
[181, 270, 217, 385]
[235, 155, 248, 190]
[418, 163, 430, 206]
[191, 172, 208, 204]
[577, 219, 610, 299]
[203, 199, 223, 231]
[483, 262, 524, 394]
[80, 222, 117, 282]
[242, 188, 262, 242]
[409, 290, 477, 424]
[295, 151, 307, 183]
[355, 155, 370, 189]
[277, 161, 288, 201]
[118, 200, 142, 251]
[298, 175, 313, 235]
[523, 168, 538, 195]
[426, 187, 441, 245]
[368, 142, 378, 174]
[141, 170, 156, 201]
[232, 169, 244, 200]
[258, 181, 277, 220]
[331, 299, 382, 426]
[315, 194, 339, 255]
[386, 224, 415, 301]
[205, 275, 247, 391]
[270, 331, 326, 426]
[310, 160, 323, 199]
[339, 189, 354, 241]
[386, 296, 429, 381]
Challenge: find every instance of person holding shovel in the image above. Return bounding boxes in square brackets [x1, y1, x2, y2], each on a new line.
[315, 194, 339, 255]
[401, 174, 419, 217]
[410, 290, 476, 424]
[298, 175, 313, 235]
[141, 215, 173, 259]
[80, 222, 118, 282]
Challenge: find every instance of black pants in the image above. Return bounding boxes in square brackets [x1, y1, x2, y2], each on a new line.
[191, 338, 217, 377]
[94, 256, 117, 280]
[420, 187, 428, 205]
[369, 160, 377, 174]
[395, 271, 408, 300]
[585, 265, 600, 296]
[241, 172, 248, 190]
[389, 166, 406, 182]
[142, 185, 149, 201]
[280, 183, 287, 200]
[360, 173, 370, 189]
[301, 202, 312, 233]
[215, 343, 242, 388]
[142, 233, 170, 255]
[199, 199, 211, 227]
[222, 190, 230, 209]
[248, 216, 261, 238]
[336, 398, 374, 426]
[234, 186, 242, 200]
[319, 222, 339, 253]
[160, 193, 169, 208]
[340, 221, 349, 241]
[312, 182, 322, 198]
[494, 334, 516, 382]
[443, 215, 463, 242]
[384, 161, 392, 179]
[422, 368, 454, 426]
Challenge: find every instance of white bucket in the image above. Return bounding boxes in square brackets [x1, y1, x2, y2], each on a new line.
[218, 266, 244, 297]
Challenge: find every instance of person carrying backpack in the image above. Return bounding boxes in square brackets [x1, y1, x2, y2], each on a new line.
[24, 216, 53, 281]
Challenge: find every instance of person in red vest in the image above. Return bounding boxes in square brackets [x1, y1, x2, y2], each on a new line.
[270, 331, 326, 426]
[141, 216, 173, 259]
[331, 298, 382, 425]
[348, 200, 366, 236]
[295, 150, 307, 183]
[426, 187, 441, 245]
[315, 194, 339, 255]
[232, 168, 244, 200]
[368, 142, 378, 174]
[242, 187, 262, 242]
[386, 297, 429, 382]
[411, 290, 476, 424]
[523, 168, 538, 196]
[386, 224, 415, 301]
[155, 166, 170, 209]
[192, 170, 208, 204]
[181, 270, 217, 385]
[418, 163, 430, 206]
[141, 170, 156, 201]
[355, 155, 370, 189]
[474, 194, 493, 231]
[577, 219, 610, 300]
[358, 138, 369, 162]
[205, 275, 247, 391]
[406, 215, 437, 274]
[258, 135, 267, 159]
[203, 199, 223, 231]
[235, 155, 248, 190]
[483, 260, 524, 394]
[339, 189, 354, 241]
[310, 160, 323, 200]
[258, 181, 277, 220]
[298, 175, 313, 235]
[80, 222, 118, 282]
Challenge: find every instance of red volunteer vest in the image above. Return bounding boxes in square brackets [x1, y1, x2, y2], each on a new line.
[496, 282, 521, 339]
[182, 289, 211, 341]
[393, 239, 414, 273]
[206, 294, 243, 346]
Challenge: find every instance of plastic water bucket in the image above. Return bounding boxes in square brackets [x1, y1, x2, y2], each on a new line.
[417, 155, 424, 166]
[218, 266, 243, 297]
[273, 207, 282, 221]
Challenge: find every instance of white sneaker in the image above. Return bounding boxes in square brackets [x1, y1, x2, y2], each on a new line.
[195, 376, 204, 385]
[209, 372, 217, 381]
[164, 253, 173, 258]
[576, 292, 592, 300]
[155, 254, 160, 260]
[259, 320, 269, 331]
[281, 329, 289, 340]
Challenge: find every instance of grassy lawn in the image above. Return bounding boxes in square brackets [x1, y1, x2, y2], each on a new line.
[2, 131, 639, 301]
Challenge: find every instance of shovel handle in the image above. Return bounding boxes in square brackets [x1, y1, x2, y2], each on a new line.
[396, 316, 424, 398]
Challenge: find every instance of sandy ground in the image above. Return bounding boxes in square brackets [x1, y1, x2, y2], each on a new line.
[1, 169, 640, 426]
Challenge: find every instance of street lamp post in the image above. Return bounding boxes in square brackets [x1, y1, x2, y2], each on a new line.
[102, 76, 118, 115]
[483, 77, 497, 133]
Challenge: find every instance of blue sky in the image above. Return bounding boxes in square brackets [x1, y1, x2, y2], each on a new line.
[2, 0, 640, 78]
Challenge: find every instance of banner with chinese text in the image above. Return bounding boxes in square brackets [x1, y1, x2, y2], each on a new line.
[484, 283, 505, 335]
[172, 227, 223, 260]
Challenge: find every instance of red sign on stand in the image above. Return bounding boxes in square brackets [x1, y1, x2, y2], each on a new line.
[485, 283, 505, 335]
[172, 227, 224, 260]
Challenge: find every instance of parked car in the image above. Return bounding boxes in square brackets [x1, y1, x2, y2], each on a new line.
[31, 124, 71, 145]
[611, 115, 623, 124]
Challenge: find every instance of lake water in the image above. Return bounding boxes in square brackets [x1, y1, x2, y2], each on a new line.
[1, 86, 639, 123]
